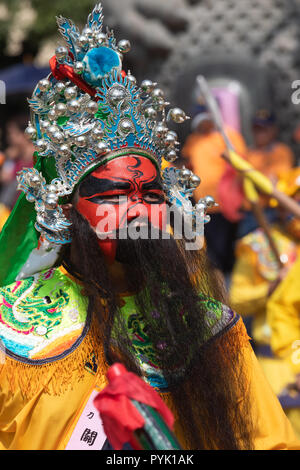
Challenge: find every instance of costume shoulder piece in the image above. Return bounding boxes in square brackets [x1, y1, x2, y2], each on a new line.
[242, 227, 297, 282]
[0, 266, 89, 363]
[119, 293, 239, 391]
[199, 294, 238, 340]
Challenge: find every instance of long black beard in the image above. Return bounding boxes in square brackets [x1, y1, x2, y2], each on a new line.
[63, 208, 254, 450]
[114, 231, 215, 374]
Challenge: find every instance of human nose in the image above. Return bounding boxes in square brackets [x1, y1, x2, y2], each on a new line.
[126, 198, 148, 221]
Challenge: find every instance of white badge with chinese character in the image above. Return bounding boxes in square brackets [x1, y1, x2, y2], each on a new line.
[65, 389, 107, 450]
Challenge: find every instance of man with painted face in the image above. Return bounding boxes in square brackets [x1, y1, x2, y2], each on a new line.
[75, 155, 167, 263]
[0, 4, 299, 451]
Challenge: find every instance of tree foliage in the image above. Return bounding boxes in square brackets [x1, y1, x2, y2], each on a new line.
[0, 0, 96, 61]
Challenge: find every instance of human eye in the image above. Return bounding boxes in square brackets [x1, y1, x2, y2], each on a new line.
[143, 191, 165, 204]
[85, 193, 127, 204]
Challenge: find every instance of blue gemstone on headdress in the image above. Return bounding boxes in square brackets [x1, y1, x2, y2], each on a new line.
[82, 46, 121, 87]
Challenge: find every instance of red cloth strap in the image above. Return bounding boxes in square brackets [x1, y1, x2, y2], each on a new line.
[49, 56, 97, 98]
[49, 56, 128, 100]
[93, 365, 174, 450]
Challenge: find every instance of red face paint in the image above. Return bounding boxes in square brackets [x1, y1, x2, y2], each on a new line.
[75, 155, 167, 262]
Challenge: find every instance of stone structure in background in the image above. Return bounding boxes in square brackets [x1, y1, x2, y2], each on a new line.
[102, 0, 300, 155]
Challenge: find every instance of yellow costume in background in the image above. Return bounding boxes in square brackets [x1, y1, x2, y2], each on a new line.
[268, 257, 300, 369]
[230, 225, 300, 438]
[0, 204, 10, 231]
[267, 257, 300, 438]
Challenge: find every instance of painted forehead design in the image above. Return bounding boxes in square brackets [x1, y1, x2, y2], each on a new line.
[79, 156, 163, 197]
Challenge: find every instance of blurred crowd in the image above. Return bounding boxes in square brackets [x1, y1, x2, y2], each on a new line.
[183, 104, 295, 274]
[0, 114, 34, 229]
[182, 100, 300, 438]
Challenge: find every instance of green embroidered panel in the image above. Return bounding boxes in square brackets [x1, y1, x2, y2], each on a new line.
[0, 268, 88, 360]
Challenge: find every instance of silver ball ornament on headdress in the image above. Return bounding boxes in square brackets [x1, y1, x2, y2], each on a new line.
[44, 194, 58, 210]
[25, 123, 37, 140]
[189, 174, 201, 188]
[86, 101, 99, 115]
[118, 39, 131, 53]
[55, 81, 66, 94]
[144, 107, 157, 120]
[88, 35, 97, 46]
[141, 79, 157, 94]
[196, 201, 205, 212]
[59, 144, 71, 158]
[119, 119, 134, 135]
[164, 132, 177, 147]
[38, 79, 51, 93]
[109, 87, 127, 106]
[35, 139, 48, 153]
[95, 141, 109, 155]
[82, 27, 93, 37]
[152, 88, 165, 100]
[56, 103, 67, 117]
[40, 120, 51, 131]
[91, 127, 104, 140]
[75, 135, 87, 148]
[169, 108, 190, 124]
[53, 106, 63, 119]
[30, 174, 41, 187]
[55, 46, 68, 63]
[153, 98, 167, 112]
[77, 35, 89, 48]
[47, 184, 58, 194]
[52, 131, 65, 145]
[67, 99, 80, 114]
[96, 32, 107, 45]
[64, 86, 78, 101]
[127, 72, 137, 86]
[154, 122, 168, 139]
[74, 62, 85, 75]
[204, 195, 216, 208]
[168, 130, 178, 140]
[48, 125, 60, 136]
[178, 168, 192, 183]
[164, 149, 178, 162]
[48, 109, 57, 122]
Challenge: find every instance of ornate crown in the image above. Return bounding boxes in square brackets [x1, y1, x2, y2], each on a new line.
[18, 3, 215, 246]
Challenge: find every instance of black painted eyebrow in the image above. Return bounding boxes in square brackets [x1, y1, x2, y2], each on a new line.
[79, 175, 131, 197]
[142, 175, 163, 191]
[142, 179, 163, 191]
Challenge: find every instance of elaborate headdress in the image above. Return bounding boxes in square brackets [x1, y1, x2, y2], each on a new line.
[0, 3, 215, 286]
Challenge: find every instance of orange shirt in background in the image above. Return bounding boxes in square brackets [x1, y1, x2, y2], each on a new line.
[246, 143, 294, 181]
[182, 127, 247, 205]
